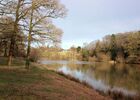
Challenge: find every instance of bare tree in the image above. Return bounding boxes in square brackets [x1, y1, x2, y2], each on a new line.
[25, 0, 67, 69]
[0, 0, 30, 66]
[0, 0, 67, 68]
[0, 16, 25, 58]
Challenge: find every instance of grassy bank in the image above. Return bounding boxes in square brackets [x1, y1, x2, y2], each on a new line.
[0, 60, 109, 100]
[57, 71, 140, 100]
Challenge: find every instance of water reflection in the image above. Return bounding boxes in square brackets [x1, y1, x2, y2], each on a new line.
[58, 66, 110, 93]
[40, 60, 140, 96]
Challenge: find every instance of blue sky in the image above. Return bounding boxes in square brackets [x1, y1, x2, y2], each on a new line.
[54, 0, 140, 49]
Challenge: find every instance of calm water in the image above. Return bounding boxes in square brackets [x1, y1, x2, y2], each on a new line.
[40, 60, 140, 96]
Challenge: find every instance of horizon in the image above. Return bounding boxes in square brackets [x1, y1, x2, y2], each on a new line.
[54, 0, 140, 49]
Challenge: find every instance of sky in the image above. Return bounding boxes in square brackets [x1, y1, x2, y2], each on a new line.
[54, 0, 140, 49]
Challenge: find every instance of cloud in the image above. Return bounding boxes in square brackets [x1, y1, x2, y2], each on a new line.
[56, 0, 140, 49]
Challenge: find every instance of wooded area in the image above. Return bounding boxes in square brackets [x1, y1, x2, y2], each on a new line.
[37, 31, 140, 64]
[0, 0, 67, 68]
[81, 31, 140, 64]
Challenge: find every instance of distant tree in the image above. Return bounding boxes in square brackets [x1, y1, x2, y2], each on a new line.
[81, 49, 89, 61]
[29, 47, 41, 62]
[110, 34, 118, 61]
[77, 46, 81, 53]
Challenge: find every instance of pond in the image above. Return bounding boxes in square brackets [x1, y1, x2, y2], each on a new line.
[39, 60, 140, 97]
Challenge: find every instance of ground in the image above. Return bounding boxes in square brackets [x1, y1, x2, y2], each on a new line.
[0, 65, 110, 100]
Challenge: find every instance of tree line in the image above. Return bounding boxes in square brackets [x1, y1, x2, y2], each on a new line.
[77, 31, 140, 64]
[27, 31, 140, 64]
[0, 0, 67, 68]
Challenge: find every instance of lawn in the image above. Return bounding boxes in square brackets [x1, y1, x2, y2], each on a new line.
[0, 57, 108, 100]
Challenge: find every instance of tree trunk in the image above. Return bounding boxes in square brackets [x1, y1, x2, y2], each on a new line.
[8, 37, 15, 66]
[25, 4, 34, 69]
[4, 43, 8, 57]
[25, 34, 31, 69]
[7, 0, 21, 66]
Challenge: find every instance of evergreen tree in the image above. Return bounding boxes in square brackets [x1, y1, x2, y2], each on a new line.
[110, 34, 117, 61]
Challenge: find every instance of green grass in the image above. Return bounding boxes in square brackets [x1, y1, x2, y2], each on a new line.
[0, 66, 59, 99]
[0, 57, 111, 100]
[0, 69, 40, 84]
[0, 57, 25, 67]
[0, 57, 52, 99]
[0, 57, 71, 100]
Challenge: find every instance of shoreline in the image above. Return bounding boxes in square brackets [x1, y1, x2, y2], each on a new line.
[39, 58, 140, 65]
[0, 63, 110, 100]
[35, 63, 140, 100]
[56, 70, 140, 100]
[0, 58, 139, 99]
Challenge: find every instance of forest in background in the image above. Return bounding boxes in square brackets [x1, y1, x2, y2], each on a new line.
[82, 31, 140, 64]
[38, 31, 140, 64]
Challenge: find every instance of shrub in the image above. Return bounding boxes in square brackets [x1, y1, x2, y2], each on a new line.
[30, 48, 41, 62]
